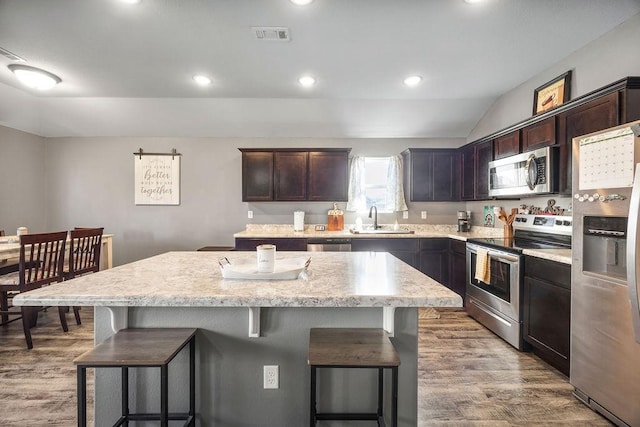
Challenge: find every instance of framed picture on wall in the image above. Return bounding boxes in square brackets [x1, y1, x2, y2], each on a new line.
[134, 151, 181, 205]
[533, 70, 572, 115]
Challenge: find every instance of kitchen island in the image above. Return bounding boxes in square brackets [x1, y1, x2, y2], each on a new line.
[14, 251, 462, 426]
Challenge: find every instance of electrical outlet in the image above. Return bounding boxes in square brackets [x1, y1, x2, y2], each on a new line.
[421, 211, 427, 219]
[248, 210, 253, 219]
[263, 365, 279, 389]
[402, 211, 408, 219]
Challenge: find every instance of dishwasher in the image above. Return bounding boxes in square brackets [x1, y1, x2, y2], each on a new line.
[306, 238, 351, 252]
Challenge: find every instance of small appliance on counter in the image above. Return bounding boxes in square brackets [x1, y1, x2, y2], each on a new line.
[293, 211, 305, 231]
[327, 203, 344, 231]
[457, 211, 470, 232]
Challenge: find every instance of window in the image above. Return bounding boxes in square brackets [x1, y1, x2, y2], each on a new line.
[346, 155, 408, 213]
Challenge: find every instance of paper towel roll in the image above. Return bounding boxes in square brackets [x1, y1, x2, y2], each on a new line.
[294, 211, 305, 231]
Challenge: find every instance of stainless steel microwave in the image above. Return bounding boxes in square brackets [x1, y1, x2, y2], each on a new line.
[488, 146, 558, 197]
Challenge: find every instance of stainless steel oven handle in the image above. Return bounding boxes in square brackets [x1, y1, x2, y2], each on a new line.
[466, 244, 520, 264]
[524, 153, 537, 190]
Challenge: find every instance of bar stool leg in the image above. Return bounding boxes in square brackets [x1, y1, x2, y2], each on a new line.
[391, 366, 398, 427]
[161, 364, 168, 427]
[77, 366, 87, 427]
[377, 367, 384, 421]
[122, 367, 129, 426]
[310, 366, 317, 426]
[189, 337, 196, 425]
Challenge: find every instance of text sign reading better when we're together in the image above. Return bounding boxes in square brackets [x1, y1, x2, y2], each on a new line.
[134, 154, 181, 205]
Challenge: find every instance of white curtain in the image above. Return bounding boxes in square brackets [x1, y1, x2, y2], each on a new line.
[346, 156, 367, 211]
[346, 155, 408, 212]
[386, 155, 409, 212]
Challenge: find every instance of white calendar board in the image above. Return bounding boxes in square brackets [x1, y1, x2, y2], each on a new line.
[578, 127, 635, 190]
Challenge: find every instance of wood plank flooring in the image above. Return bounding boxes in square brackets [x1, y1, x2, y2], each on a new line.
[0, 307, 611, 426]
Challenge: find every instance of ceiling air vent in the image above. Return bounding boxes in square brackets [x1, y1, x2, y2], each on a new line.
[252, 27, 290, 41]
[0, 46, 26, 62]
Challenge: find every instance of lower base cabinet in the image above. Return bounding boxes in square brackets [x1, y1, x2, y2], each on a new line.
[449, 240, 466, 303]
[419, 239, 449, 286]
[523, 256, 571, 376]
[351, 238, 419, 269]
[235, 238, 307, 251]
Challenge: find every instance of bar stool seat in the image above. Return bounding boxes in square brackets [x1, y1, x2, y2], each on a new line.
[74, 328, 197, 427]
[308, 328, 400, 427]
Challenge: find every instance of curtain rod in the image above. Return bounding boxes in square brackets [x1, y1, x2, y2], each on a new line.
[133, 148, 182, 159]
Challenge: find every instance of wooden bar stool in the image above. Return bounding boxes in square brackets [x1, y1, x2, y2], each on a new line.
[308, 328, 400, 427]
[74, 328, 197, 427]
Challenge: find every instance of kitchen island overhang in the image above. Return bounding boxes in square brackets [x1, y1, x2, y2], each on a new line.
[14, 251, 461, 426]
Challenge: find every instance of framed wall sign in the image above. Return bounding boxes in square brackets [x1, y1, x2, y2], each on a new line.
[533, 70, 572, 115]
[134, 149, 181, 205]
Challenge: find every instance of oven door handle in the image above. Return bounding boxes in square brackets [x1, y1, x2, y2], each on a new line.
[487, 252, 520, 264]
[467, 244, 520, 263]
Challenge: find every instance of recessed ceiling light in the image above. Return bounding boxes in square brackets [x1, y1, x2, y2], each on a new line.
[120, 0, 142, 4]
[463, 0, 484, 4]
[193, 75, 212, 86]
[8, 64, 61, 90]
[290, 0, 314, 5]
[403, 75, 423, 87]
[298, 75, 316, 87]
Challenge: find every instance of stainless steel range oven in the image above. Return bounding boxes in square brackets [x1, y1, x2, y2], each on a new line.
[466, 214, 572, 350]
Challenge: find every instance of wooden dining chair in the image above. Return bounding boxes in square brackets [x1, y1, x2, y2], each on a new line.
[0, 231, 68, 349]
[63, 227, 104, 325]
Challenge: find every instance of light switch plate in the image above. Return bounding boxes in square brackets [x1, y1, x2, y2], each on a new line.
[421, 211, 427, 219]
[402, 211, 408, 219]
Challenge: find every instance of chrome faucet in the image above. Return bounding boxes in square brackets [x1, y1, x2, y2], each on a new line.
[368, 205, 379, 229]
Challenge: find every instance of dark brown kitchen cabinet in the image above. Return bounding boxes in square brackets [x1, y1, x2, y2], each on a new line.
[274, 151, 308, 201]
[351, 238, 419, 269]
[522, 116, 556, 152]
[523, 256, 571, 376]
[460, 145, 475, 200]
[460, 141, 492, 201]
[449, 239, 467, 302]
[308, 151, 349, 201]
[242, 151, 274, 201]
[402, 149, 459, 202]
[493, 130, 520, 160]
[556, 92, 619, 195]
[419, 239, 449, 286]
[475, 141, 493, 199]
[235, 238, 307, 251]
[240, 148, 350, 202]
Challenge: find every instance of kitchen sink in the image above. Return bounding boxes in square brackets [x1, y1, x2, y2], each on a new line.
[349, 227, 415, 235]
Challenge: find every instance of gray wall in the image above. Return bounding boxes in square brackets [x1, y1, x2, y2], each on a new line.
[0, 125, 47, 235]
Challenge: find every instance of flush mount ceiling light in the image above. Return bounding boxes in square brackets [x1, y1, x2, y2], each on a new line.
[403, 75, 423, 87]
[290, 0, 314, 5]
[8, 64, 61, 90]
[463, 0, 484, 3]
[192, 74, 212, 86]
[119, 0, 142, 4]
[298, 75, 316, 87]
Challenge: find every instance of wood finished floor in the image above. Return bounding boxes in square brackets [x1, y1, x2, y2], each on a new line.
[0, 307, 611, 426]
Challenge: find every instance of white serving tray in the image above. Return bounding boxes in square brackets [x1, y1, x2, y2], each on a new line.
[219, 257, 311, 280]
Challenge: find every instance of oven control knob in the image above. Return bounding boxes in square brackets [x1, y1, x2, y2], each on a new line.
[555, 220, 562, 226]
[588, 196, 595, 202]
[593, 193, 600, 199]
[574, 193, 580, 199]
[563, 220, 571, 226]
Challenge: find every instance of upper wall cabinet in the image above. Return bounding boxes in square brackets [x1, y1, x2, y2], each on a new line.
[240, 148, 350, 202]
[522, 117, 556, 152]
[493, 130, 520, 160]
[460, 141, 492, 201]
[403, 149, 460, 202]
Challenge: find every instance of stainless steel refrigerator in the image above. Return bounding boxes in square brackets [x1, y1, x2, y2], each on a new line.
[571, 120, 640, 427]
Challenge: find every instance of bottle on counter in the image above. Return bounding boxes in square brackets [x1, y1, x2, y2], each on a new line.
[327, 203, 344, 231]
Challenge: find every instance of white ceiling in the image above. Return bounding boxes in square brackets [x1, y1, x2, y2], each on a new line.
[0, 0, 639, 138]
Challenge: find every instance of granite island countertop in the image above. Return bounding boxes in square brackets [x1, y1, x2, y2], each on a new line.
[14, 251, 463, 308]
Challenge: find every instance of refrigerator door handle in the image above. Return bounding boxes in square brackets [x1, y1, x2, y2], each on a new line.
[626, 163, 640, 343]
